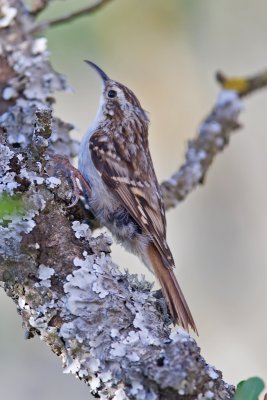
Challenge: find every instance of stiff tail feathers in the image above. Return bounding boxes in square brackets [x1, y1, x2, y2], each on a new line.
[148, 244, 198, 334]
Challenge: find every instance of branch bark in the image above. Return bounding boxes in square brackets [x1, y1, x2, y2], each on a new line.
[31, 0, 114, 33]
[0, 1, 265, 399]
[161, 70, 267, 210]
[30, 0, 50, 15]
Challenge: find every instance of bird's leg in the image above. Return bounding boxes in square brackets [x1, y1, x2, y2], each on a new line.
[152, 289, 172, 324]
[47, 154, 91, 207]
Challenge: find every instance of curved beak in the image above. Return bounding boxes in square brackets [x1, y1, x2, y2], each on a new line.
[84, 60, 109, 82]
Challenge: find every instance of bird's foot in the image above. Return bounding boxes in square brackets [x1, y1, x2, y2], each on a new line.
[152, 289, 172, 324]
[47, 154, 91, 208]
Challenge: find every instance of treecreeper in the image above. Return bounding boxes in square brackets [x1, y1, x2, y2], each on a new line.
[78, 61, 197, 333]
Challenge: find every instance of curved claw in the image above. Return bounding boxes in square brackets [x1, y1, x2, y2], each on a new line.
[48, 154, 91, 208]
[67, 168, 92, 208]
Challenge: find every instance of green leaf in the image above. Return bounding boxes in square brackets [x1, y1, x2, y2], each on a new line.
[0, 194, 24, 219]
[234, 377, 265, 400]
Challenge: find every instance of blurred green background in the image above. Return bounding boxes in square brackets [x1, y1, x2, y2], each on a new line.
[2, 0, 267, 398]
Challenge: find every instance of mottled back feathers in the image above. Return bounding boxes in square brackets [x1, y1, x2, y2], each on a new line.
[89, 109, 174, 268]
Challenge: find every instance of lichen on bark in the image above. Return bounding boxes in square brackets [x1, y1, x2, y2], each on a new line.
[2, 0, 266, 399]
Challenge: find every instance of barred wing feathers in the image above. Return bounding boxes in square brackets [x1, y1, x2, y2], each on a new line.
[89, 129, 174, 268]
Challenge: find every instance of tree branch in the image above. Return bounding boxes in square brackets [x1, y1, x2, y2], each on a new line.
[0, 0, 265, 399]
[30, 0, 50, 15]
[32, 0, 114, 33]
[161, 70, 267, 210]
[216, 69, 267, 97]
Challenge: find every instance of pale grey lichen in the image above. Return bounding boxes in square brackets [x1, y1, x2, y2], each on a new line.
[36, 264, 55, 288]
[0, 4, 17, 28]
[113, 388, 129, 400]
[72, 220, 91, 239]
[204, 390, 215, 399]
[46, 176, 61, 189]
[32, 38, 47, 55]
[199, 121, 221, 136]
[20, 167, 45, 185]
[216, 90, 242, 121]
[20, 239, 233, 399]
[0, 143, 48, 261]
[54, 247, 233, 399]
[63, 358, 81, 375]
[0, 144, 14, 176]
[169, 327, 194, 343]
[161, 87, 243, 211]
[0, 171, 19, 193]
[0, 1, 237, 398]
[207, 365, 219, 380]
[2, 86, 18, 100]
[110, 342, 127, 358]
[50, 118, 79, 157]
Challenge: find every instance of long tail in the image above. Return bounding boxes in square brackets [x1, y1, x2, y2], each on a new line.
[147, 244, 198, 334]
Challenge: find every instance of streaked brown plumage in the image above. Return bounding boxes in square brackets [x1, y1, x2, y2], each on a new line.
[79, 61, 197, 333]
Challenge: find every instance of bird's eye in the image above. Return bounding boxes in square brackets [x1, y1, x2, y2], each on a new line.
[108, 90, 117, 98]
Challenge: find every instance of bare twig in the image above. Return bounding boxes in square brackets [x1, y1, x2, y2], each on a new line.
[31, 0, 113, 32]
[216, 69, 267, 97]
[30, 0, 50, 15]
[161, 69, 267, 210]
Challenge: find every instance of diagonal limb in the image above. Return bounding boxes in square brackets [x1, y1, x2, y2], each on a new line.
[160, 69, 267, 210]
[31, 0, 114, 33]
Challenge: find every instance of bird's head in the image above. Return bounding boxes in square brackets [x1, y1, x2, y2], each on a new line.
[84, 60, 149, 124]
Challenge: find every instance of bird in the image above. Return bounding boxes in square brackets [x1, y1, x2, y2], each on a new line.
[78, 61, 197, 333]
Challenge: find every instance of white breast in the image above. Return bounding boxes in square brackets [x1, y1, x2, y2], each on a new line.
[78, 109, 118, 219]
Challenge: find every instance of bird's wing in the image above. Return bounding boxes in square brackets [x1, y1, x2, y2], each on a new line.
[89, 129, 174, 267]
